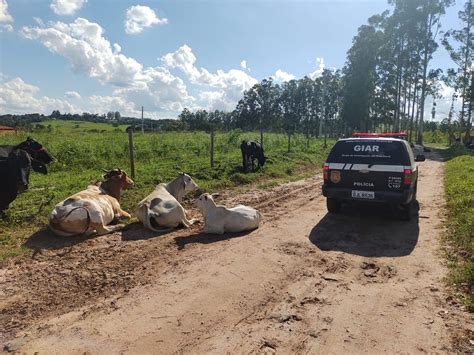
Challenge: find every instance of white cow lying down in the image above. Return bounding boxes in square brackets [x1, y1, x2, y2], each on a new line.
[194, 193, 262, 234]
[136, 173, 199, 232]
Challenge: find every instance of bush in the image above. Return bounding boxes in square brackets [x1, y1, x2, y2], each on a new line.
[443, 147, 474, 310]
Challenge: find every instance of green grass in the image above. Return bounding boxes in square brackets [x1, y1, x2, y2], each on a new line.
[0, 121, 334, 260]
[441, 145, 474, 311]
[39, 119, 129, 132]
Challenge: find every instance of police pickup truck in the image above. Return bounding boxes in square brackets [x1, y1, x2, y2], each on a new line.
[322, 137, 426, 220]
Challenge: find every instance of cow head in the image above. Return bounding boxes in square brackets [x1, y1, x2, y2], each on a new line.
[179, 172, 199, 193]
[193, 192, 218, 210]
[17, 137, 54, 174]
[8, 149, 31, 193]
[103, 168, 134, 190]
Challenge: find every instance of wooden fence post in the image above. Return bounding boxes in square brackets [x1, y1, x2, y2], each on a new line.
[210, 130, 215, 168]
[128, 128, 135, 179]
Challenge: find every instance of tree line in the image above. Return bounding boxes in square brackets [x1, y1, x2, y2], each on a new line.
[178, 0, 473, 146]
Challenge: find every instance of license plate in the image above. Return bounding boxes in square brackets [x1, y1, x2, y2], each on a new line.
[351, 190, 375, 199]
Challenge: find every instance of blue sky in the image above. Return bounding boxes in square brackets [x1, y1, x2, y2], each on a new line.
[0, 0, 466, 120]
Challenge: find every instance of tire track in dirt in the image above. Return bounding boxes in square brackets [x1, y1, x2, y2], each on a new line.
[0, 177, 321, 343]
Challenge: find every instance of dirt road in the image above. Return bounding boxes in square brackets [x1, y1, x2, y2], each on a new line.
[1, 153, 472, 353]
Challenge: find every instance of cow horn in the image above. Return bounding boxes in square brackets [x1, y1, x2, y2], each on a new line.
[102, 168, 109, 173]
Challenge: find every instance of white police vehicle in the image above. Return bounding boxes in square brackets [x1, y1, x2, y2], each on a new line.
[322, 136, 426, 220]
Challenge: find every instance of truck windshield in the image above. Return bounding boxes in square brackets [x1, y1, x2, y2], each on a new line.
[327, 140, 410, 165]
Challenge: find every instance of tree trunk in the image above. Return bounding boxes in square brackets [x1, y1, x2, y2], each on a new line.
[466, 71, 474, 143]
[409, 80, 418, 143]
[417, 12, 434, 145]
[306, 116, 310, 148]
[463, 2, 473, 143]
[324, 119, 327, 148]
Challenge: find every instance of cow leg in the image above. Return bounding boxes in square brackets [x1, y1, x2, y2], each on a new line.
[182, 218, 198, 228]
[204, 224, 225, 234]
[94, 224, 126, 235]
[242, 151, 247, 172]
[88, 209, 126, 235]
[179, 207, 198, 228]
[115, 208, 131, 219]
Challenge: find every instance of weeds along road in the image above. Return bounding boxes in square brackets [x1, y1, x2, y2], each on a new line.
[1, 152, 472, 353]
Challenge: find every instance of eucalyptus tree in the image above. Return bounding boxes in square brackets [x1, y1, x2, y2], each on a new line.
[442, 0, 473, 143]
[279, 80, 301, 152]
[415, 0, 453, 145]
[341, 24, 381, 132]
[295, 76, 318, 147]
[233, 79, 280, 146]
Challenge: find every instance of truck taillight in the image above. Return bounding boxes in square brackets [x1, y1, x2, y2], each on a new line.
[403, 169, 412, 185]
[323, 164, 329, 181]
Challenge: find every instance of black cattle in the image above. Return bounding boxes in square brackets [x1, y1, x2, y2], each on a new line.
[240, 140, 266, 172]
[0, 138, 54, 215]
[0, 137, 54, 174]
[0, 150, 32, 214]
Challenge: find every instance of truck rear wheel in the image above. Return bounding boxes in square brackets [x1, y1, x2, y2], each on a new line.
[327, 198, 341, 214]
[398, 201, 412, 221]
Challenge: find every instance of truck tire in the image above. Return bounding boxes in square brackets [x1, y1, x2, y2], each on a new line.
[327, 197, 341, 214]
[398, 201, 412, 221]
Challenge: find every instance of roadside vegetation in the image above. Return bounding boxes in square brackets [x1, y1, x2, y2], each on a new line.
[0, 123, 334, 260]
[441, 146, 474, 311]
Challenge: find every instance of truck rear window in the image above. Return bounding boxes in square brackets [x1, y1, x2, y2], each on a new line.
[327, 140, 410, 165]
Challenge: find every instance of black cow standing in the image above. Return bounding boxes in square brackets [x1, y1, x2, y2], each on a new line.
[0, 137, 54, 215]
[240, 140, 266, 172]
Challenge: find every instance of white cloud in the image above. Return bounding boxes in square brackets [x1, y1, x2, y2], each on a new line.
[21, 18, 144, 87]
[88, 94, 138, 116]
[161, 45, 257, 111]
[271, 69, 295, 83]
[0, 77, 78, 114]
[423, 81, 462, 122]
[0, 23, 12, 32]
[0, 77, 146, 117]
[125, 5, 167, 35]
[1, 0, 13, 31]
[309, 57, 325, 79]
[65, 90, 81, 99]
[240, 60, 248, 70]
[33, 17, 45, 27]
[0, 0, 13, 23]
[50, 0, 86, 16]
[20, 18, 193, 115]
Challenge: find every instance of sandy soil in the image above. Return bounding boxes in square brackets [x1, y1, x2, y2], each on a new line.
[1, 152, 473, 353]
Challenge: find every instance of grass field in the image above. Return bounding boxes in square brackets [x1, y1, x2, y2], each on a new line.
[36, 119, 129, 132]
[0, 121, 334, 260]
[441, 145, 474, 311]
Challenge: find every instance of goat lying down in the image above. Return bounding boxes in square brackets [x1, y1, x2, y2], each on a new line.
[194, 193, 262, 234]
[136, 173, 199, 232]
[49, 169, 134, 237]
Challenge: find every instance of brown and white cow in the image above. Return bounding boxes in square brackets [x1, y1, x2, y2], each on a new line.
[49, 169, 134, 237]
